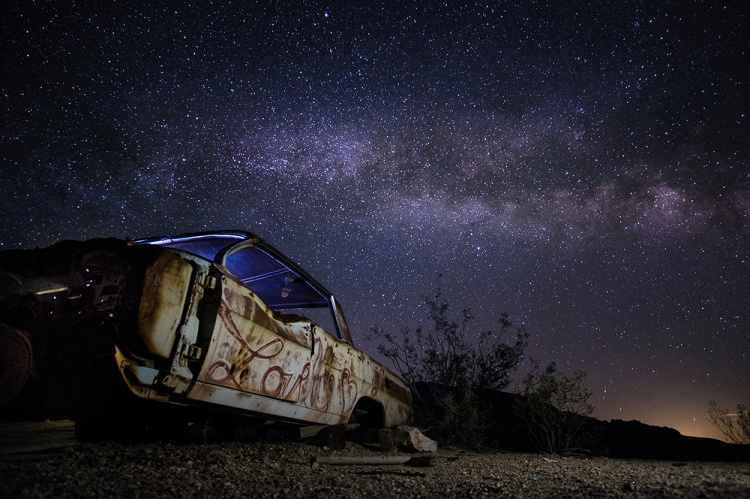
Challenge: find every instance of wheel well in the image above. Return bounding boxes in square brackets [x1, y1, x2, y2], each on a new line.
[349, 397, 385, 428]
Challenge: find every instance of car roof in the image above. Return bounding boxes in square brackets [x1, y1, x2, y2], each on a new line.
[130, 230, 336, 308]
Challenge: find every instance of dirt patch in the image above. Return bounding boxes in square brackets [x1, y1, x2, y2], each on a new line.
[2, 440, 749, 498]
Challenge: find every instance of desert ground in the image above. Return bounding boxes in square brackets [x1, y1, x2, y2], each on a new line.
[2, 439, 749, 499]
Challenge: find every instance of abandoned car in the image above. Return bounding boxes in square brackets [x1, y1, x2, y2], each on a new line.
[0, 231, 413, 433]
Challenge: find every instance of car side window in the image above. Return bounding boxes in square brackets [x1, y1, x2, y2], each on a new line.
[223, 246, 339, 338]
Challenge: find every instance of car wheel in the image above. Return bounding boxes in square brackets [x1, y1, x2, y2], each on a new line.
[0, 323, 33, 409]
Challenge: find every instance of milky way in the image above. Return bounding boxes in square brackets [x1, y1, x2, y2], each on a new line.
[2, 1, 748, 438]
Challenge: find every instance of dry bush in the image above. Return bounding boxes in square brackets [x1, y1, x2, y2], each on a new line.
[708, 399, 750, 445]
[366, 289, 527, 448]
[516, 361, 598, 455]
[368, 290, 597, 453]
[367, 290, 528, 392]
[411, 383, 488, 448]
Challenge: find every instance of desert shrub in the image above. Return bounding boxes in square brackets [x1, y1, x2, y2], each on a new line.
[367, 290, 528, 392]
[367, 290, 598, 452]
[516, 361, 597, 455]
[410, 382, 488, 448]
[708, 399, 750, 444]
[366, 290, 528, 447]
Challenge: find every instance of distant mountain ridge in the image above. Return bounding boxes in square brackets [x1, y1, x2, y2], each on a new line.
[413, 384, 750, 462]
[597, 418, 750, 462]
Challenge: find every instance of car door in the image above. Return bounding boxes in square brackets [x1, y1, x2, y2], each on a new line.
[187, 240, 357, 424]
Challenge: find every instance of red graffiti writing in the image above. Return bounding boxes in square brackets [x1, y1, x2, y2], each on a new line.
[203, 301, 359, 416]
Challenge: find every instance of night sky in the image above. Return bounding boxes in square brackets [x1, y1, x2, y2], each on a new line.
[2, 1, 748, 440]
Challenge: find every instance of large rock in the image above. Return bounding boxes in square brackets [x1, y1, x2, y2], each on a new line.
[379, 426, 437, 453]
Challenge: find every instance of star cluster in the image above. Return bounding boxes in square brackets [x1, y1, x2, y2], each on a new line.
[2, 1, 748, 439]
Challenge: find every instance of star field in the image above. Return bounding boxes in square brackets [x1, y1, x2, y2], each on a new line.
[2, 1, 748, 439]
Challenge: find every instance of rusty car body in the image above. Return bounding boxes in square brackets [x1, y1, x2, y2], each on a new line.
[0, 231, 413, 433]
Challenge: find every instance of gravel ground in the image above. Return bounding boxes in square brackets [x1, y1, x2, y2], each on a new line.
[2, 440, 750, 498]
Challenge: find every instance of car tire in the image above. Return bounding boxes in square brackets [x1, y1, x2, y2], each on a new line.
[0, 323, 33, 409]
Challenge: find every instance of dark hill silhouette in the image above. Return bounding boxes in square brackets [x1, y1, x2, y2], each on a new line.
[412, 383, 750, 462]
[598, 418, 750, 462]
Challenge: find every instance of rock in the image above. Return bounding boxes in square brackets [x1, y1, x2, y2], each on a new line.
[379, 426, 437, 453]
[396, 426, 438, 453]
